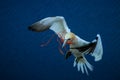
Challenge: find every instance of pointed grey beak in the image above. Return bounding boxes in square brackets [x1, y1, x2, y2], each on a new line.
[62, 39, 68, 48]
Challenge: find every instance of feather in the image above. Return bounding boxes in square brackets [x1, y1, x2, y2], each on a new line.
[28, 16, 71, 39]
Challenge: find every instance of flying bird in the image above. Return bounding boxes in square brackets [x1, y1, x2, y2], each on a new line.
[28, 16, 103, 75]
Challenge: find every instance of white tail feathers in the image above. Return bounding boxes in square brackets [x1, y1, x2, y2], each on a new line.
[92, 34, 103, 61]
[73, 57, 93, 75]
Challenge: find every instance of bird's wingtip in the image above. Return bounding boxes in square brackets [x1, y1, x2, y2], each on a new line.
[28, 26, 36, 32]
[97, 34, 101, 37]
[28, 26, 32, 30]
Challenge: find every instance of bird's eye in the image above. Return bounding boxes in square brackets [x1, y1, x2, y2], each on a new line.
[68, 38, 71, 40]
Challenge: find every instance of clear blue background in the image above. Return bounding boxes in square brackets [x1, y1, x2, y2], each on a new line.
[0, 0, 120, 80]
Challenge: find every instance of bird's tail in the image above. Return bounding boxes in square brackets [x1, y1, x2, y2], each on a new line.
[73, 56, 93, 75]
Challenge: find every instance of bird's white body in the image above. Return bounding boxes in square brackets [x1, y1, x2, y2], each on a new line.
[28, 16, 103, 75]
[70, 36, 89, 57]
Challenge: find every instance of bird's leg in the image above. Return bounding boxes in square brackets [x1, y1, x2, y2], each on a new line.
[58, 47, 64, 55]
[40, 34, 55, 47]
[57, 37, 64, 55]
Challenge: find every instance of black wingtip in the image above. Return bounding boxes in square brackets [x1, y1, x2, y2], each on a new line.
[28, 26, 36, 32]
[28, 26, 32, 30]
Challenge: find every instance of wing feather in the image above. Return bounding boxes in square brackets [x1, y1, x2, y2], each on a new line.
[28, 16, 70, 39]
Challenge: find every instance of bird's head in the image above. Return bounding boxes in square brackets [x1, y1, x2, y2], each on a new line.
[62, 32, 76, 48]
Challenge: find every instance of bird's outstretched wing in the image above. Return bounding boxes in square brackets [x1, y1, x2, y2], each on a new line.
[28, 16, 71, 39]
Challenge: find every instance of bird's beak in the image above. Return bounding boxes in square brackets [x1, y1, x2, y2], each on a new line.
[62, 39, 68, 48]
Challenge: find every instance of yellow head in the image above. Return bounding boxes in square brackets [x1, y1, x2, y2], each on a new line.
[65, 32, 75, 40]
[62, 32, 76, 47]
